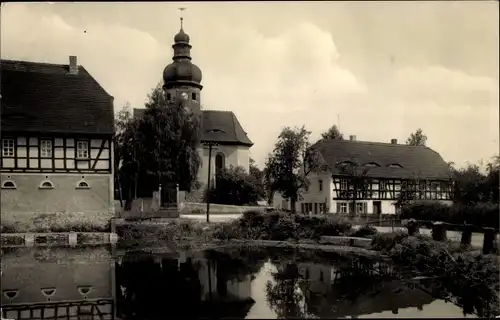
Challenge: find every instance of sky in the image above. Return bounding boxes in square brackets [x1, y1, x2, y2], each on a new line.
[1, 2, 498, 169]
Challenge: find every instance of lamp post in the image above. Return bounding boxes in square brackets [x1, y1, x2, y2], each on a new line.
[203, 129, 225, 223]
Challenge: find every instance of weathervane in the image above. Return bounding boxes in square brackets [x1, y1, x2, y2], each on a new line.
[178, 7, 186, 29]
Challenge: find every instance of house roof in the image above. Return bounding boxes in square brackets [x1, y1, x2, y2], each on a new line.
[133, 108, 253, 147]
[312, 139, 451, 180]
[1, 59, 114, 135]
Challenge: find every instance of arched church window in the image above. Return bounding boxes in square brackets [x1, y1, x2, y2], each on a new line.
[215, 153, 225, 172]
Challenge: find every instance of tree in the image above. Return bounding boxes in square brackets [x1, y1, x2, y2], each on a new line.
[336, 161, 372, 216]
[249, 158, 266, 201]
[264, 126, 325, 214]
[207, 165, 261, 206]
[117, 83, 201, 197]
[320, 124, 344, 141]
[406, 128, 427, 146]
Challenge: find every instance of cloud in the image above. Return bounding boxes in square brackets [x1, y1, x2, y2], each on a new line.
[1, 3, 498, 169]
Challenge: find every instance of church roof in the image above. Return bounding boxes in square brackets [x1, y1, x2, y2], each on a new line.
[133, 108, 253, 147]
[1, 58, 114, 135]
[312, 139, 451, 180]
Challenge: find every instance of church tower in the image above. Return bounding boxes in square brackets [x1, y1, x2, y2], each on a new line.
[162, 16, 202, 115]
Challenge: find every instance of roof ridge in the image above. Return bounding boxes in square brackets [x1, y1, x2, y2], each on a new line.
[318, 138, 428, 148]
[1, 59, 72, 68]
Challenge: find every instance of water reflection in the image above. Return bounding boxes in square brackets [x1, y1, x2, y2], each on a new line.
[1, 246, 481, 319]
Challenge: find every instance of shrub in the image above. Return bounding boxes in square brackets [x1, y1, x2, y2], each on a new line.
[351, 225, 378, 238]
[371, 230, 409, 252]
[401, 201, 499, 229]
[1, 212, 112, 233]
[205, 165, 261, 206]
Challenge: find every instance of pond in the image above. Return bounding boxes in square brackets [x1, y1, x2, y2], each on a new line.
[1, 245, 480, 319]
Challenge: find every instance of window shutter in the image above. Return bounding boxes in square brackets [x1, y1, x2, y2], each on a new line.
[301, 203, 305, 213]
[336, 202, 340, 213]
[363, 202, 368, 213]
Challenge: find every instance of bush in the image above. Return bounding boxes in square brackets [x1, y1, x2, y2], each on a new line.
[351, 225, 378, 238]
[1, 212, 112, 233]
[212, 210, 353, 242]
[205, 165, 262, 206]
[401, 201, 499, 229]
[371, 231, 409, 252]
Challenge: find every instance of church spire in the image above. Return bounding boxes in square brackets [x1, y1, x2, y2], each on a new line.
[172, 7, 191, 60]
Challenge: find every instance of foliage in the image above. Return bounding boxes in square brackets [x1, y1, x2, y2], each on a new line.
[336, 161, 372, 215]
[116, 83, 202, 197]
[351, 225, 378, 238]
[400, 201, 499, 229]
[212, 210, 352, 241]
[406, 128, 427, 146]
[265, 126, 326, 213]
[249, 158, 267, 201]
[451, 159, 499, 205]
[370, 231, 409, 252]
[320, 124, 344, 141]
[0, 212, 112, 233]
[206, 165, 262, 205]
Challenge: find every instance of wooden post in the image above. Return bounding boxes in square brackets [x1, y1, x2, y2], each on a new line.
[482, 227, 497, 255]
[406, 218, 419, 236]
[432, 222, 447, 241]
[460, 224, 473, 247]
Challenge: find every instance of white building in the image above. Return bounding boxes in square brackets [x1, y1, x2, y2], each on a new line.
[273, 136, 453, 215]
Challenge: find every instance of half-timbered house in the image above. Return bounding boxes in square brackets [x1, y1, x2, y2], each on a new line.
[273, 136, 453, 215]
[1, 56, 115, 218]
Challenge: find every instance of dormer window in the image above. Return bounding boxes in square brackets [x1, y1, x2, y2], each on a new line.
[364, 162, 380, 167]
[39, 180, 55, 189]
[2, 180, 17, 189]
[387, 163, 403, 168]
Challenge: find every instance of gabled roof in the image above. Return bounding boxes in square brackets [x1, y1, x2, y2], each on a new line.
[1, 59, 114, 135]
[133, 108, 253, 147]
[312, 139, 451, 180]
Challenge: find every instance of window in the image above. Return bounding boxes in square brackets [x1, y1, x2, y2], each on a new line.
[39, 180, 54, 189]
[356, 202, 367, 214]
[318, 179, 323, 192]
[340, 179, 348, 190]
[339, 202, 348, 214]
[166, 93, 172, 100]
[314, 203, 318, 214]
[76, 141, 89, 159]
[215, 153, 225, 172]
[192, 92, 197, 101]
[76, 180, 90, 189]
[364, 162, 380, 167]
[304, 203, 313, 213]
[319, 203, 326, 213]
[301, 203, 305, 213]
[380, 181, 387, 190]
[1, 180, 16, 189]
[319, 270, 324, 282]
[2, 138, 14, 157]
[40, 139, 53, 158]
[388, 163, 403, 168]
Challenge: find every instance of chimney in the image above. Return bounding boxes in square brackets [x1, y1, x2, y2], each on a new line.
[349, 135, 356, 141]
[69, 55, 78, 74]
[391, 139, 398, 144]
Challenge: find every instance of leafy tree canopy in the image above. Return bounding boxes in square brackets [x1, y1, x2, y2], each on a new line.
[406, 128, 427, 146]
[207, 165, 262, 206]
[320, 124, 344, 141]
[264, 126, 325, 213]
[115, 83, 201, 196]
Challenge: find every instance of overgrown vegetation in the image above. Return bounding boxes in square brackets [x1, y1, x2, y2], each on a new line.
[401, 201, 499, 229]
[371, 231, 500, 317]
[205, 165, 262, 206]
[1, 212, 112, 233]
[212, 210, 353, 241]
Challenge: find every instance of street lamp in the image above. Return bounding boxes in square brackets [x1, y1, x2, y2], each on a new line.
[203, 128, 226, 223]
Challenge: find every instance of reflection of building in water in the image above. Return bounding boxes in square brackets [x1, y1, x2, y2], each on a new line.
[116, 250, 254, 318]
[1, 247, 116, 319]
[297, 262, 433, 318]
